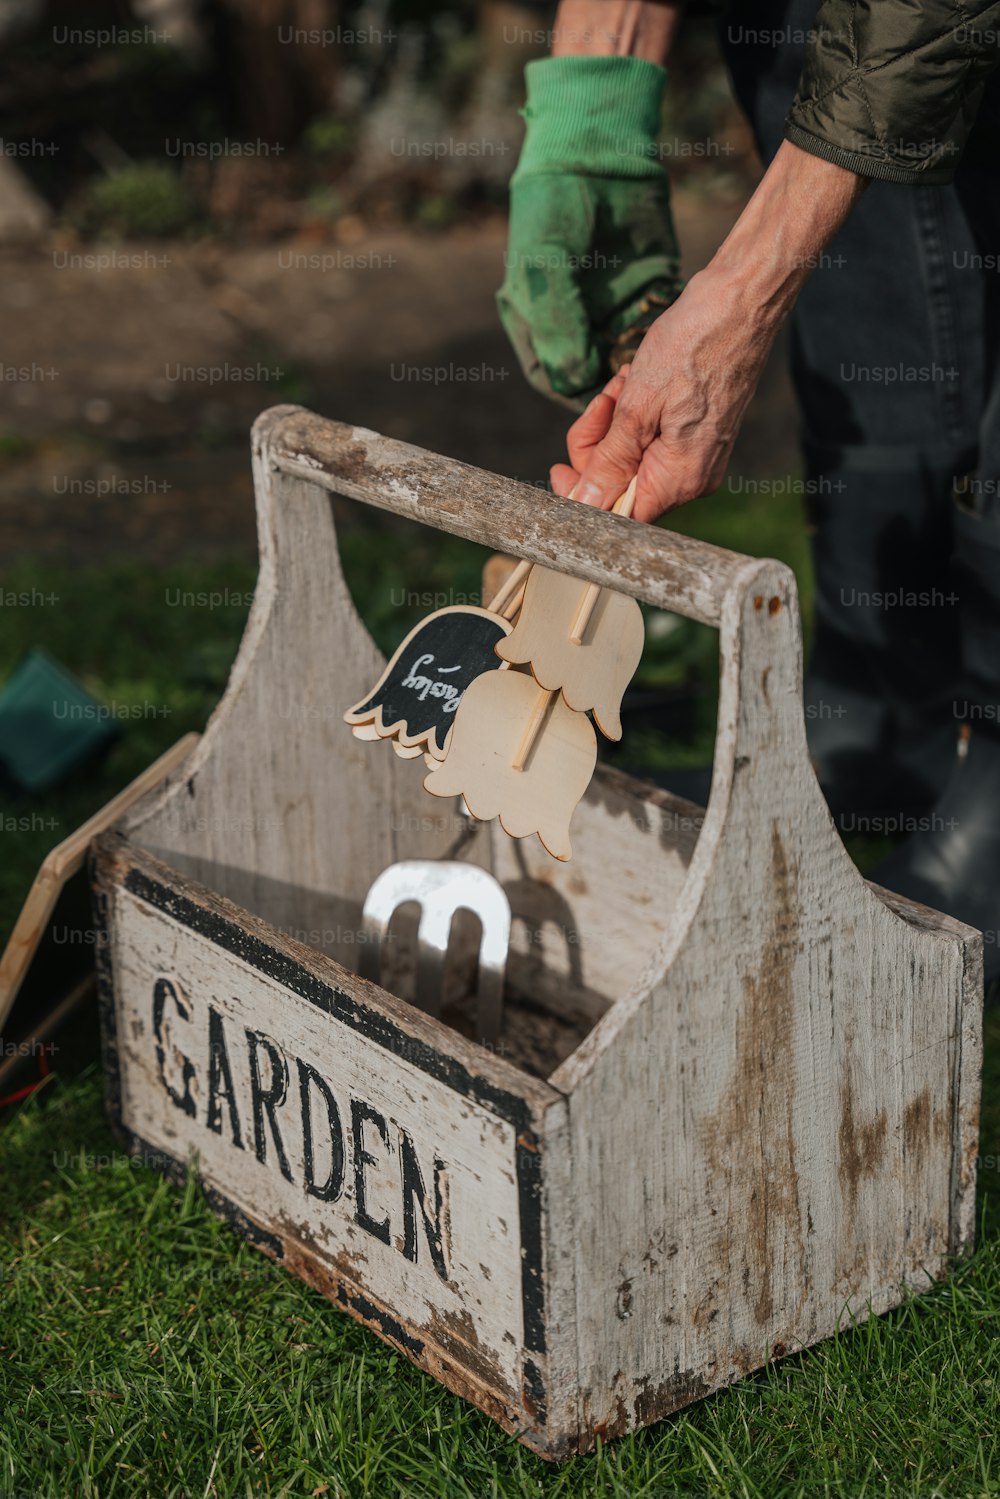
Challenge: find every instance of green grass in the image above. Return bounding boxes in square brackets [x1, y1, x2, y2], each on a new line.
[1, 494, 998, 1496]
[0, 557, 256, 941]
[2, 1027, 998, 1499]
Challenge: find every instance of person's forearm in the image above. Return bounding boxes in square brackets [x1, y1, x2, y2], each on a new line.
[565, 141, 869, 519]
[551, 0, 682, 64]
[704, 139, 866, 328]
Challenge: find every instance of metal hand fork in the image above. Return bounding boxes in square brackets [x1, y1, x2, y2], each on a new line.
[360, 861, 510, 1047]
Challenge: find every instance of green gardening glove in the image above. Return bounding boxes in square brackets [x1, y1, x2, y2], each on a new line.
[497, 55, 683, 410]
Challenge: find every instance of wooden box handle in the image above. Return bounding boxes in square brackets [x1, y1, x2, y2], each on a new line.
[259, 406, 772, 632]
[255, 406, 809, 794]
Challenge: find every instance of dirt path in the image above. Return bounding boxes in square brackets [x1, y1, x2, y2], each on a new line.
[0, 191, 797, 567]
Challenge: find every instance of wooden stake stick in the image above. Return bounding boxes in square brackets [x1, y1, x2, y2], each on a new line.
[508, 481, 579, 769]
[512, 682, 553, 771]
[499, 580, 527, 622]
[510, 476, 637, 768]
[488, 558, 531, 617]
[569, 476, 638, 644]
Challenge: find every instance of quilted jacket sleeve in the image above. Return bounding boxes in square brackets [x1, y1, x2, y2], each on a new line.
[786, 0, 1000, 182]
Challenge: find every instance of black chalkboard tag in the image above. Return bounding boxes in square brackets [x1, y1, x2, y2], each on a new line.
[345, 606, 512, 761]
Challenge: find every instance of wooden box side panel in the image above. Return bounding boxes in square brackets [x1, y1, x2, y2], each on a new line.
[549, 568, 982, 1446]
[122, 450, 473, 967]
[488, 764, 704, 1023]
[93, 834, 575, 1456]
[558, 858, 980, 1444]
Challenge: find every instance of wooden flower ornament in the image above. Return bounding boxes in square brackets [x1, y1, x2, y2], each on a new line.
[345, 478, 644, 862]
[423, 668, 597, 861]
[345, 606, 512, 759]
[423, 478, 645, 860]
[344, 564, 529, 761]
[495, 478, 644, 739]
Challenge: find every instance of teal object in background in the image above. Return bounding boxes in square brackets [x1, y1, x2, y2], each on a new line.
[0, 649, 119, 793]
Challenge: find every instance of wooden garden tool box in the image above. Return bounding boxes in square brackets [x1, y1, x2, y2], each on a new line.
[93, 406, 983, 1461]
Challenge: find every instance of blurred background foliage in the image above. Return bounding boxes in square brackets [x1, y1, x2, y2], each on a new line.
[0, 0, 749, 238]
[0, 0, 806, 944]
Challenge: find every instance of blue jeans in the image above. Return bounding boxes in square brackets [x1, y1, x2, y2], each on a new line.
[720, 0, 1000, 693]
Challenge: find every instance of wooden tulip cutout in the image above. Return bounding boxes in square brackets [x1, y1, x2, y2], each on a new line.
[390, 739, 425, 759]
[345, 605, 513, 759]
[424, 669, 596, 861]
[495, 479, 644, 739]
[344, 563, 529, 760]
[353, 720, 441, 768]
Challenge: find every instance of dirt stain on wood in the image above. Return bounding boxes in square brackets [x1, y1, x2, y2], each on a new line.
[426, 1305, 510, 1395]
[903, 1087, 931, 1166]
[838, 1078, 887, 1206]
[587, 1367, 712, 1443]
[703, 824, 806, 1329]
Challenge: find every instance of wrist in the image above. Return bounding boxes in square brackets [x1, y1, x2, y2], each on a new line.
[514, 55, 668, 180]
[705, 234, 811, 329]
[705, 142, 864, 319]
[551, 0, 680, 63]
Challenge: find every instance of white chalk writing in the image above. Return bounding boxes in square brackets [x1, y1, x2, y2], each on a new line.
[401, 654, 463, 712]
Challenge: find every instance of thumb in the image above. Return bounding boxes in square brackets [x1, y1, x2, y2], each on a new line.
[549, 461, 580, 496]
[573, 404, 650, 511]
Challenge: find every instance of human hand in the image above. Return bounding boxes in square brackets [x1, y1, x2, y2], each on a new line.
[549, 368, 632, 498]
[558, 141, 867, 520]
[554, 266, 778, 522]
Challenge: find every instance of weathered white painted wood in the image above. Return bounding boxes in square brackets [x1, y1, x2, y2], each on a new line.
[120, 408, 474, 968]
[491, 765, 705, 1023]
[96, 409, 982, 1460]
[94, 833, 563, 1452]
[116, 886, 525, 1383]
[267, 407, 755, 628]
[549, 562, 982, 1440]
